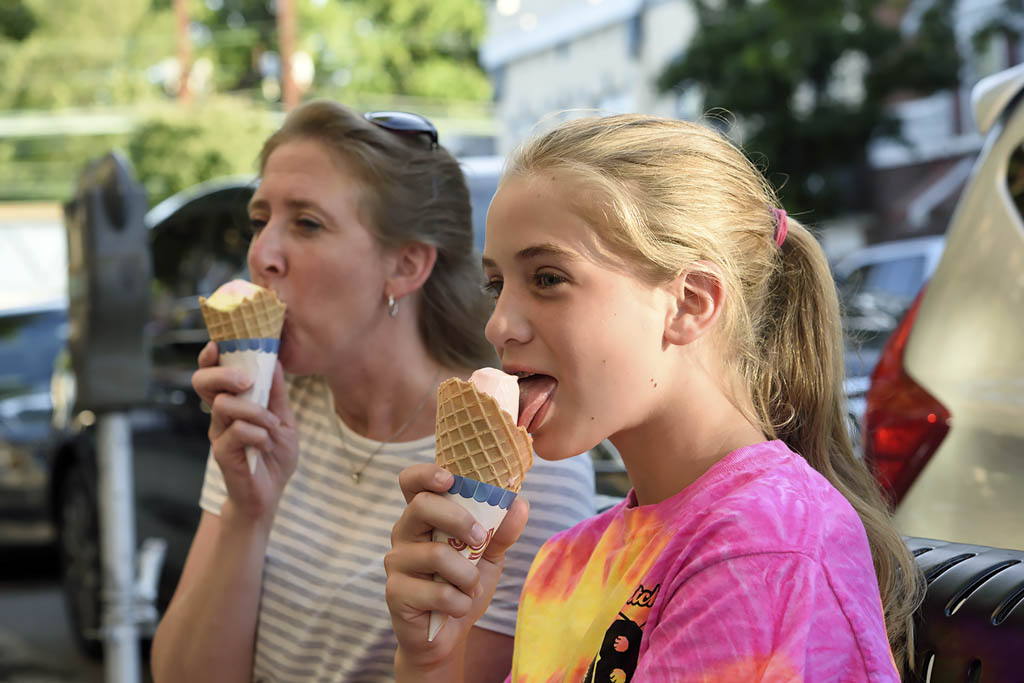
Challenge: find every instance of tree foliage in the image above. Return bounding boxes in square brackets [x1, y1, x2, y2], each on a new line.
[0, 0, 491, 202]
[658, 0, 960, 220]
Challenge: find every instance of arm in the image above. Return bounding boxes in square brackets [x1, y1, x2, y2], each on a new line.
[463, 627, 514, 683]
[385, 464, 529, 683]
[461, 452, 596, 683]
[151, 343, 299, 682]
[149, 508, 269, 682]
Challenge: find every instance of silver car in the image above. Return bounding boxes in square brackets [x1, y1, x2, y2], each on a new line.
[863, 62, 1024, 550]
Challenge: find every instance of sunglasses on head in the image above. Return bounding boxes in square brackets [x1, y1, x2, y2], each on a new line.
[363, 110, 439, 150]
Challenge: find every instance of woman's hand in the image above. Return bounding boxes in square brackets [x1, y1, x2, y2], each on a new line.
[192, 341, 299, 525]
[385, 464, 529, 677]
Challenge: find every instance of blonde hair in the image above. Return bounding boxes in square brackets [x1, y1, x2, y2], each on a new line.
[257, 100, 496, 370]
[506, 114, 922, 670]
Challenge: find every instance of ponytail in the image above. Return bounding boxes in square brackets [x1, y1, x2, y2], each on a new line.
[755, 218, 924, 672]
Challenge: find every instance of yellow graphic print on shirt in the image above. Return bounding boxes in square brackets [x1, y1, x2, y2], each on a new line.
[582, 582, 659, 683]
[511, 507, 672, 683]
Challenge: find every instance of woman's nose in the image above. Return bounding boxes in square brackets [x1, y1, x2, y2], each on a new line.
[485, 289, 531, 354]
[248, 222, 285, 278]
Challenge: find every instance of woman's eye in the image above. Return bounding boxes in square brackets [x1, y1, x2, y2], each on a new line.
[534, 272, 566, 289]
[482, 279, 503, 298]
[297, 217, 322, 232]
[248, 217, 267, 234]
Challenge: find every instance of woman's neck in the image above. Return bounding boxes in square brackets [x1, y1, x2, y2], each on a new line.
[323, 324, 469, 442]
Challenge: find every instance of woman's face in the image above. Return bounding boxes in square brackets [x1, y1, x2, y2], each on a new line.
[247, 139, 392, 376]
[482, 174, 674, 459]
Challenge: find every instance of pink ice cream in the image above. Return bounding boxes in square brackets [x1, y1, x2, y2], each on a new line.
[469, 367, 519, 422]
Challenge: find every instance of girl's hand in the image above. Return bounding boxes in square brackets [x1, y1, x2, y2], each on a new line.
[385, 464, 529, 674]
[192, 341, 298, 525]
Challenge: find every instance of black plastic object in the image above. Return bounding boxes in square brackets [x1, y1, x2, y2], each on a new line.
[906, 536, 1024, 682]
[63, 152, 152, 411]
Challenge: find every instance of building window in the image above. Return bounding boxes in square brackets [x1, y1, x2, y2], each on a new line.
[628, 12, 643, 59]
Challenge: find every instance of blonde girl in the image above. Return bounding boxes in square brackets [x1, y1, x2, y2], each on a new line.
[384, 114, 922, 682]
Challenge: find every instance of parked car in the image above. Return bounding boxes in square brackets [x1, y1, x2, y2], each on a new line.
[863, 63, 1024, 550]
[0, 301, 67, 546]
[47, 155, 625, 655]
[834, 236, 947, 450]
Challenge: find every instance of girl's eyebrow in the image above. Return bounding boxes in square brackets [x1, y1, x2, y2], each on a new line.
[482, 243, 579, 270]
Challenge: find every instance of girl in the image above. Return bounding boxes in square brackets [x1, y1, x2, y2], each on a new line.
[384, 114, 922, 681]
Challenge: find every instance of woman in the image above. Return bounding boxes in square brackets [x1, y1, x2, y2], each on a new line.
[149, 102, 596, 683]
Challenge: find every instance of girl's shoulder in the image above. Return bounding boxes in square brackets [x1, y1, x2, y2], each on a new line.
[674, 440, 868, 563]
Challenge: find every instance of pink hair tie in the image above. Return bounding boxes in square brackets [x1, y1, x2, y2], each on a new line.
[772, 208, 788, 247]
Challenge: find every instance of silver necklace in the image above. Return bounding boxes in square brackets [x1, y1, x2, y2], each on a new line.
[331, 370, 440, 483]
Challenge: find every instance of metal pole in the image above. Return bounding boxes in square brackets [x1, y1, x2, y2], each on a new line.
[276, 0, 298, 111]
[174, 0, 192, 104]
[97, 412, 140, 683]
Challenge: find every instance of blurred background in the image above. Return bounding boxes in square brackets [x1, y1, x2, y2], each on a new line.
[1, 0, 1022, 681]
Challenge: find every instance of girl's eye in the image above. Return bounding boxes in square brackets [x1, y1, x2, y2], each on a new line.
[534, 271, 567, 289]
[482, 278, 503, 298]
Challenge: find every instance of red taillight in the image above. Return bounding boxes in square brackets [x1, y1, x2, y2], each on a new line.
[863, 288, 951, 506]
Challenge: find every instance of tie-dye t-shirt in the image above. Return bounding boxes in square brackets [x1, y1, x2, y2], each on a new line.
[508, 440, 898, 682]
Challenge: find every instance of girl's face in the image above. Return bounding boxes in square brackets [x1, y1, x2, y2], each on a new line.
[247, 139, 394, 376]
[483, 174, 676, 459]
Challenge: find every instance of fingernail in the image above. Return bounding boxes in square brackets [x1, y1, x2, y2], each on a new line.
[470, 524, 487, 546]
[434, 470, 452, 487]
[269, 413, 281, 427]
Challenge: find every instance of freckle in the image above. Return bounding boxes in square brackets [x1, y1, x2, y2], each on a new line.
[653, 383, 657, 388]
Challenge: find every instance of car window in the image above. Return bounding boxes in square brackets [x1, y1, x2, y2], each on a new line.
[0, 309, 68, 398]
[841, 256, 926, 302]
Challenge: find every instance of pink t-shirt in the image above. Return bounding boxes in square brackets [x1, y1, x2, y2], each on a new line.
[508, 440, 898, 682]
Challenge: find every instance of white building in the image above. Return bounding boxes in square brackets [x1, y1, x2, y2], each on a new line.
[482, 0, 1020, 241]
[481, 0, 696, 153]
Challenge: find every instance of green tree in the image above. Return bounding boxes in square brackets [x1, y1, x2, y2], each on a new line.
[658, 0, 960, 220]
[127, 99, 277, 205]
[190, 0, 491, 102]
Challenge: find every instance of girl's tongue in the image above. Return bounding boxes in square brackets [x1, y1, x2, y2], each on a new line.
[518, 375, 557, 430]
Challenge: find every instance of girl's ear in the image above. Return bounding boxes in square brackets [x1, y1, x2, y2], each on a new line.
[385, 241, 438, 300]
[663, 262, 725, 347]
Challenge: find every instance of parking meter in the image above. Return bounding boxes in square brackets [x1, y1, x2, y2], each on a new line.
[63, 152, 152, 411]
[64, 151, 150, 683]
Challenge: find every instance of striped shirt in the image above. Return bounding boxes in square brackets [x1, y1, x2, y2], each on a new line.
[200, 374, 597, 683]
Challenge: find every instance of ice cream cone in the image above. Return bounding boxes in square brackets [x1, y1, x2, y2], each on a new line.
[429, 377, 533, 641]
[199, 285, 286, 342]
[434, 378, 533, 493]
[199, 283, 286, 474]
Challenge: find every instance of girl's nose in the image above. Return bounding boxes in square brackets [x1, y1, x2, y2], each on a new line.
[485, 289, 531, 354]
[248, 221, 286, 279]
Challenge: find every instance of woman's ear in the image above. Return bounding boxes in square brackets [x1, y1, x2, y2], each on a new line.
[663, 262, 725, 347]
[386, 241, 438, 300]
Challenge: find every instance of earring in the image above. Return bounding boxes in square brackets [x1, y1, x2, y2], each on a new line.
[387, 293, 399, 318]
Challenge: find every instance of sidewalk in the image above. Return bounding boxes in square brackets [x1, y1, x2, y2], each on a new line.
[0, 630, 79, 683]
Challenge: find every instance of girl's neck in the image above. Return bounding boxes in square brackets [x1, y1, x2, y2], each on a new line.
[612, 374, 766, 507]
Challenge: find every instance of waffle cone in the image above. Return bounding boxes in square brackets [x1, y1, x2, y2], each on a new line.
[435, 377, 533, 493]
[199, 287, 286, 342]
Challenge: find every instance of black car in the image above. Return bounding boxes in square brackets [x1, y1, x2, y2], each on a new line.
[0, 301, 67, 547]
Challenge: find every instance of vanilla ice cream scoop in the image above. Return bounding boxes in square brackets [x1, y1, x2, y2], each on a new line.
[203, 278, 266, 311]
[469, 367, 519, 422]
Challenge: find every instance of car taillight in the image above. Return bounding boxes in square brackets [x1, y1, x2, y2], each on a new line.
[863, 288, 950, 506]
